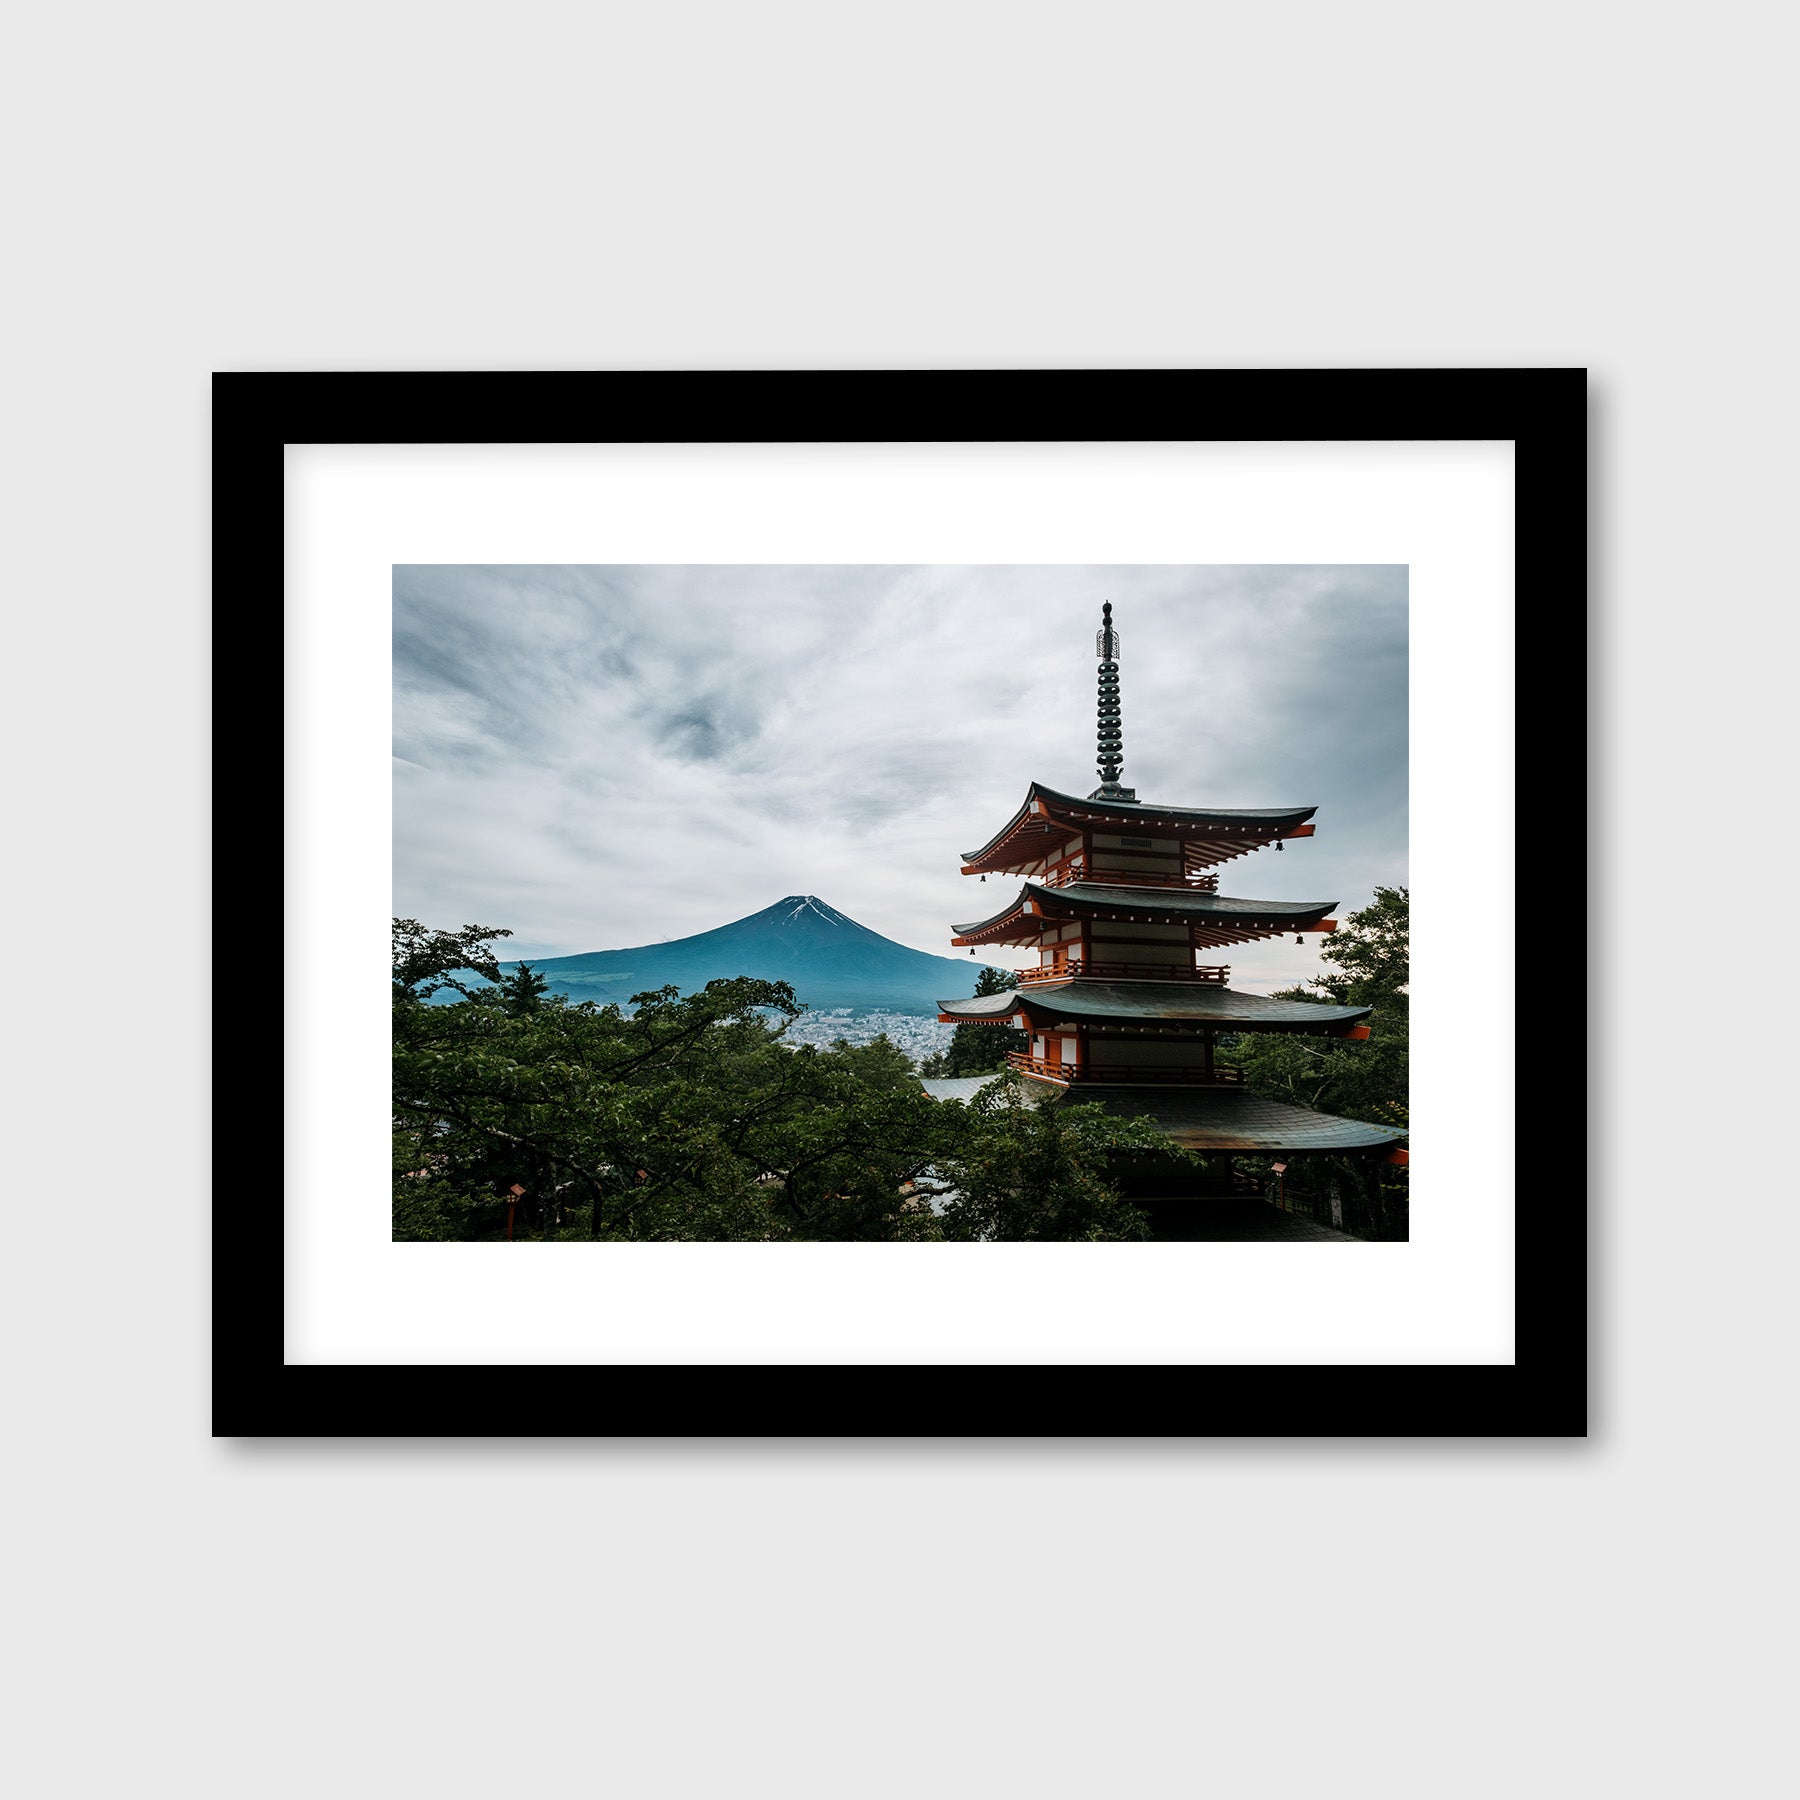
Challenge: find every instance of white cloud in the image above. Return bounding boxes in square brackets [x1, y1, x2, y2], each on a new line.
[394, 565, 1407, 990]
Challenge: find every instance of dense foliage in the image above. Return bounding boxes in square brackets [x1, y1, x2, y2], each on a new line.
[1224, 886, 1410, 1238]
[393, 921, 1169, 1242]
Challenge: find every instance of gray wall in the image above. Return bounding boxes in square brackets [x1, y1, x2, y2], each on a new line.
[4, 5, 1786, 1799]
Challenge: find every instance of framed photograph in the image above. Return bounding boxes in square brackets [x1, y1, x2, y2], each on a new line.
[223, 370, 1585, 1436]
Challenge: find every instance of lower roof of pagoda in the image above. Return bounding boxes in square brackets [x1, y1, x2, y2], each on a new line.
[915, 1071, 1403, 1154]
[950, 881, 1338, 948]
[1055, 1086, 1404, 1154]
[936, 981, 1372, 1035]
[918, 1075, 1006, 1104]
[961, 782, 1318, 874]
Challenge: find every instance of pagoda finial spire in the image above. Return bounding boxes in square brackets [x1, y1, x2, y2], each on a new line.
[1089, 601, 1136, 801]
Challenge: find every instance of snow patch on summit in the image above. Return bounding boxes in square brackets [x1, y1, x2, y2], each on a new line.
[782, 895, 843, 926]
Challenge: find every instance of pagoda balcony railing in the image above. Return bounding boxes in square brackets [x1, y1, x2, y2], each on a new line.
[1007, 1052, 1247, 1086]
[1037, 863, 1220, 892]
[1016, 959, 1231, 986]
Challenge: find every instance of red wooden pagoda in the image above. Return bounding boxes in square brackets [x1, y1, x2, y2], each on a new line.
[934, 601, 1405, 1189]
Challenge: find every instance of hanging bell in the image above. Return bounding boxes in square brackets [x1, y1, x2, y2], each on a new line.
[1276, 839, 1283, 851]
[1295, 934, 1305, 945]
[980, 874, 987, 882]
[969, 947, 975, 955]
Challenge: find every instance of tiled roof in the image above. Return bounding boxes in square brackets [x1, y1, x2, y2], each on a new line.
[917, 1075, 1008, 1103]
[1060, 1086, 1403, 1153]
[1030, 782, 1318, 828]
[961, 782, 1317, 862]
[937, 981, 1371, 1032]
[916, 1071, 1401, 1154]
[952, 882, 1337, 937]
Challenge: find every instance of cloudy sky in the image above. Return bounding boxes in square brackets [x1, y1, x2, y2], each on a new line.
[394, 565, 1407, 993]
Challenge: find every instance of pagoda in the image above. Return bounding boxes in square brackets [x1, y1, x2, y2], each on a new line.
[933, 601, 1405, 1231]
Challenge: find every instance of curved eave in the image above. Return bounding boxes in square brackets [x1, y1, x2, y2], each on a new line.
[957, 784, 1324, 874]
[959, 792, 1063, 872]
[1046, 882, 1338, 920]
[935, 990, 1028, 1023]
[938, 982, 1372, 1034]
[918, 1074, 1008, 1103]
[1061, 1087, 1404, 1154]
[960, 782, 1319, 873]
[950, 882, 1339, 947]
[1031, 782, 1319, 831]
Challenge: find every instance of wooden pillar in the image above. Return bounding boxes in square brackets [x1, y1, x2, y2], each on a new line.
[1203, 1029, 1216, 1080]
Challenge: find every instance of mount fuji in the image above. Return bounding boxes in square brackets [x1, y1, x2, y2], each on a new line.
[500, 895, 988, 1015]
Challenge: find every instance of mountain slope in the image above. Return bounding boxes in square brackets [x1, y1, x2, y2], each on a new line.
[503, 895, 985, 1015]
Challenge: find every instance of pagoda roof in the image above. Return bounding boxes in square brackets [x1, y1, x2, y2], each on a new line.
[917, 1076, 1006, 1103]
[951, 881, 1337, 946]
[962, 781, 1317, 872]
[914, 1069, 1403, 1153]
[1058, 1086, 1403, 1154]
[937, 981, 1371, 1034]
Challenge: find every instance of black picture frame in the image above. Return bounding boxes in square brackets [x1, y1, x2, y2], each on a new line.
[218, 369, 1586, 1438]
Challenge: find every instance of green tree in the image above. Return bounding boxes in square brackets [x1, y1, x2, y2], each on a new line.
[496, 962, 550, 1015]
[392, 920, 1197, 1243]
[1310, 884, 1409, 999]
[395, 926, 949, 1241]
[1225, 886, 1409, 1238]
[932, 1082, 1173, 1241]
[391, 916, 511, 1000]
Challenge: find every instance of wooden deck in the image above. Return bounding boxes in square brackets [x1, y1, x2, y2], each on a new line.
[1016, 960, 1230, 985]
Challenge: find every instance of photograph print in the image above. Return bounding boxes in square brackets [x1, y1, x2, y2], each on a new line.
[393, 565, 1408, 1244]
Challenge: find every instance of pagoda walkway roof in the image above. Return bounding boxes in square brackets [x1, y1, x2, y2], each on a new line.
[937, 981, 1371, 1033]
[1066, 1086, 1403, 1153]
[916, 1072, 1403, 1155]
[952, 881, 1338, 942]
[917, 1076, 1006, 1104]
